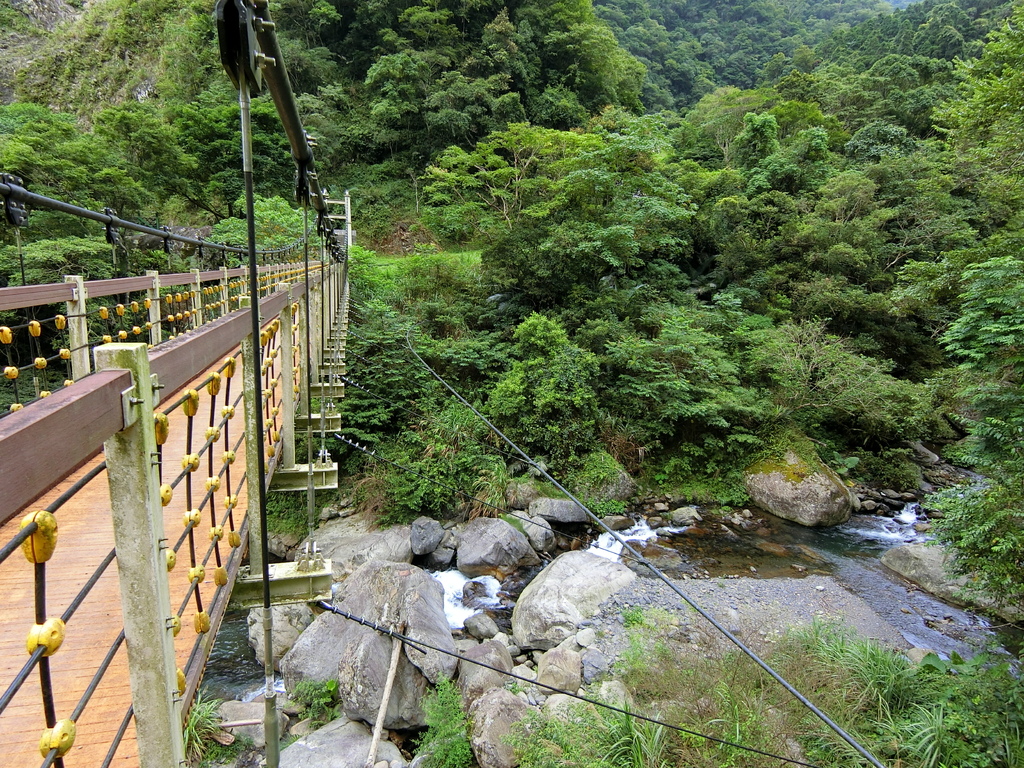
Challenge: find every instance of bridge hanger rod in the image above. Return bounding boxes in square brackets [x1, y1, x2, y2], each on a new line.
[250, 0, 328, 215]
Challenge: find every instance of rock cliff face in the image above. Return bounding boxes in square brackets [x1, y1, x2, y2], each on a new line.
[1, 0, 75, 103]
[744, 448, 856, 527]
[10, 0, 74, 31]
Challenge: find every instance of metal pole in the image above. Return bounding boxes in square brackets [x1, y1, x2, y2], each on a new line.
[303, 205, 315, 536]
[239, 68, 280, 768]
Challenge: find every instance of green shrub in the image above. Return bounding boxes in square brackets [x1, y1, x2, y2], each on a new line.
[854, 448, 922, 491]
[291, 679, 339, 728]
[418, 678, 472, 768]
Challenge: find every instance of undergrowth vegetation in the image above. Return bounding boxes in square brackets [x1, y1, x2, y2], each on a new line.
[554, 613, 1024, 768]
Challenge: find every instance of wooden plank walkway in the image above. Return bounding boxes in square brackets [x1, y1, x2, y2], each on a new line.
[0, 358, 251, 768]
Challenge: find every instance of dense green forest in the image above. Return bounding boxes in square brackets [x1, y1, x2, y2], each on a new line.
[1, 0, 1023, 620]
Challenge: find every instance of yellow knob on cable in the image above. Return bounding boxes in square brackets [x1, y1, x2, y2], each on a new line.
[26, 617, 65, 656]
[194, 611, 211, 634]
[19, 511, 58, 563]
[182, 389, 200, 417]
[38, 719, 75, 758]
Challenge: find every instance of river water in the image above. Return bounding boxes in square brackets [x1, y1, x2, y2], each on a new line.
[202, 504, 1019, 701]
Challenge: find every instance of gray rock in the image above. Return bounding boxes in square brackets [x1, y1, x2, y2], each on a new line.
[282, 560, 456, 729]
[536, 646, 581, 692]
[506, 482, 540, 510]
[280, 611, 350, 689]
[529, 497, 589, 523]
[511, 664, 536, 681]
[247, 602, 315, 672]
[575, 627, 597, 647]
[464, 612, 500, 640]
[411, 517, 445, 556]
[280, 717, 403, 768]
[512, 551, 635, 649]
[602, 515, 633, 531]
[458, 640, 514, 706]
[594, 680, 632, 710]
[542, 693, 581, 721]
[469, 688, 528, 768]
[299, 516, 412, 580]
[581, 648, 608, 684]
[577, 465, 636, 503]
[744, 449, 854, 527]
[218, 700, 288, 749]
[456, 518, 540, 579]
[269, 530, 303, 559]
[521, 516, 555, 553]
[881, 543, 1023, 623]
[424, 546, 455, 570]
[289, 718, 316, 738]
[669, 507, 702, 526]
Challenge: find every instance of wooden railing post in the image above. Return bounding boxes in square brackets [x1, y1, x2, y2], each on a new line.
[146, 271, 162, 345]
[191, 269, 203, 328]
[220, 267, 230, 319]
[95, 342, 186, 768]
[64, 275, 90, 381]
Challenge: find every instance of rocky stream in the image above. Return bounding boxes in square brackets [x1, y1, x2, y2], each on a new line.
[201, 457, 1021, 768]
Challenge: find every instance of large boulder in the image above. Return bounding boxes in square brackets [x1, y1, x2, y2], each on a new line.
[520, 516, 555, 553]
[512, 551, 635, 650]
[247, 602, 315, 671]
[881, 543, 1023, 623]
[529, 497, 588, 524]
[281, 560, 457, 729]
[506, 482, 540, 510]
[299, 516, 412, 580]
[280, 612, 349, 689]
[536, 646, 581, 693]
[456, 518, 540, 579]
[744, 449, 855, 527]
[411, 517, 445, 556]
[469, 688, 528, 768]
[458, 640, 514, 706]
[279, 717, 403, 768]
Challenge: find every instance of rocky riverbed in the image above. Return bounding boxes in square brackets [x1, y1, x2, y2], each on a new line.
[203, 461, 1019, 768]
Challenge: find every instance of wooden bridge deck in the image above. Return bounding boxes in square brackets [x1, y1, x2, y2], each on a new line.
[0, 361, 250, 768]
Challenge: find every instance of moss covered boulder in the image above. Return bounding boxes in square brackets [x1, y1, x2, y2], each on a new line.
[744, 449, 855, 527]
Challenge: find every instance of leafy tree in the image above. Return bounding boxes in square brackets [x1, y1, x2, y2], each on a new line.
[210, 196, 305, 252]
[488, 313, 600, 465]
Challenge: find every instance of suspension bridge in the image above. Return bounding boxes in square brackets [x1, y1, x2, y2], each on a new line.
[0, 0, 355, 760]
[0, 0, 896, 765]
